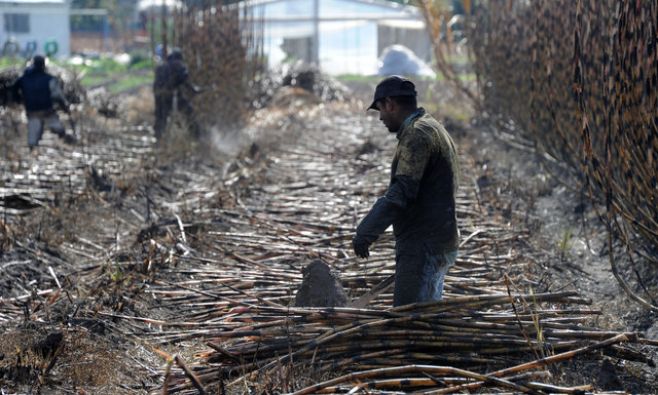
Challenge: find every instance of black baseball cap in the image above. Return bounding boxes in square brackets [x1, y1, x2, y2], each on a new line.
[367, 75, 417, 111]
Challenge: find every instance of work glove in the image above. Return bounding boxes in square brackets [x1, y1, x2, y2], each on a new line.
[352, 234, 371, 259]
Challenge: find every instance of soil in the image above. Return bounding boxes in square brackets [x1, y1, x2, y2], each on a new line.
[0, 78, 657, 393]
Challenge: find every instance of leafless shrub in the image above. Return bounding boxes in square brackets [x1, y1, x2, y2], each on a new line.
[172, 1, 266, 132]
[457, 0, 658, 306]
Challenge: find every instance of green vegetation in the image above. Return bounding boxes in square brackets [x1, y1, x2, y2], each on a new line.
[0, 57, 26, 69]
[108, 73, 153, 94]
[77, 74, 108, 88]
[70, 56, 153, 91]
[336, 74, 380, 83]
[557, 228, 573, 261]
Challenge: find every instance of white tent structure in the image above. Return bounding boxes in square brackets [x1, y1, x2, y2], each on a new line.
[243, 0, 430, 75]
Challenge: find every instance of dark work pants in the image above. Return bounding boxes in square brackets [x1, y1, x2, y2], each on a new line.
[154, 93, 173, 140]
[393, 238, 457, 307]
[154, 92, 200, 140]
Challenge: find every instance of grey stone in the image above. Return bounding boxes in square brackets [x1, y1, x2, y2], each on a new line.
[294, 260, 348, 308]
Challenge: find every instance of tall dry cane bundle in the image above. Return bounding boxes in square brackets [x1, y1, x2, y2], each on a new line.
[464, 0, 658, 288]
[172, 1, 265, 130]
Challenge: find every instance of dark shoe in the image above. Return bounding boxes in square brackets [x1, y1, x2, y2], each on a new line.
[61, 134, 78, 145]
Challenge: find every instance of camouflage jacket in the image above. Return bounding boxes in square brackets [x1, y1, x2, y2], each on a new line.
[356, 108, 460, 252]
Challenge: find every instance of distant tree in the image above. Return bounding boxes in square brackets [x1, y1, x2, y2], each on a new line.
[70, 0, 137, 35]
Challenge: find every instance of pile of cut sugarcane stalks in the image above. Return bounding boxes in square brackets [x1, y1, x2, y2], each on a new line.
[160, 295, 656, 394]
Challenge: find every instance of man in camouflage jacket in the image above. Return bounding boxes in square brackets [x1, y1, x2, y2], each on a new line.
[353, 76, 460, 306]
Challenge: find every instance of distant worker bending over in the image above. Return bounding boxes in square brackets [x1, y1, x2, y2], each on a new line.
[352, 76, 460, 306]
[12, 55, 73, 151]
[153, 48, 201, 140]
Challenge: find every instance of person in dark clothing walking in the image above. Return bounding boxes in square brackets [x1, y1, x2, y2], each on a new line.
[153, 49, 201, 140]
[12, 55, 72, 151]
[352, 76, 460, 306]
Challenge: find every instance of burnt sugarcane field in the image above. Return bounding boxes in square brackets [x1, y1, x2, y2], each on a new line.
[1, 0, 657, 394]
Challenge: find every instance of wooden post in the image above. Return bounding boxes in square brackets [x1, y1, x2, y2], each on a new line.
[161, 0, 168, 59]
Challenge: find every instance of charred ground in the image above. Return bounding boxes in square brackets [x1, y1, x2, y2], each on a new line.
[0, 79, 657, 394]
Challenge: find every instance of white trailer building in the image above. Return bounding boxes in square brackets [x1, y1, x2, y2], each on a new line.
[243, 0, 430, 76]
[0, 0, 71, 58]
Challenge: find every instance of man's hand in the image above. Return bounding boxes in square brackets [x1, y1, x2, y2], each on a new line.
[352, 235, 371, 259]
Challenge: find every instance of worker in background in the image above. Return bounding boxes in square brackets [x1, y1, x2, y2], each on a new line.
[352, 76, 460, 306]
[12, 55, 74, 151]
[153, 48, 201, 140]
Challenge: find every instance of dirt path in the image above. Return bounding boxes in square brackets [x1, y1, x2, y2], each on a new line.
[1, 99, 657, 393]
